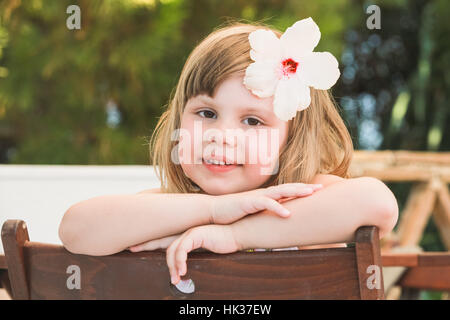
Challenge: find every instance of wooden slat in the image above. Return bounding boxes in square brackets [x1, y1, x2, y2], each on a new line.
[382, 252, 450, 291]
[381, 253, 418, 267]
[2, 220, 385, 300]
[355, 226, 385, 300]
[350, 151, 450, 182]
[398, 266, 450, 291]
[348, 168, 434, 182]
[352, 150, 450, 165]
[24, 242, 361, 300]
[381, 252, 450, 267]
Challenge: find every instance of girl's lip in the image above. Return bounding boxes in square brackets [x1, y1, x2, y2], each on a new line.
[202, 159, 241, 173]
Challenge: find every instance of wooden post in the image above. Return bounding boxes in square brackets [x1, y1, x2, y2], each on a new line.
[355, 226, 385, 300]
[433, 183, 450, 250]
[396, 181, 437, 247]
[1, 220, 30, 299]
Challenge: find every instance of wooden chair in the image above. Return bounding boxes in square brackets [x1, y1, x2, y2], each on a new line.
[0, 219, 385, 300]
[382, 252, 450, 293]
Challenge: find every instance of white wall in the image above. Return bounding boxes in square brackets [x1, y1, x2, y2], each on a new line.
[0, 165, 161, 254]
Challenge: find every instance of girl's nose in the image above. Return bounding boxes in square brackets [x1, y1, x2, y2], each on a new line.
[206, 131, 236, 147]
[204, 126, 247, 164]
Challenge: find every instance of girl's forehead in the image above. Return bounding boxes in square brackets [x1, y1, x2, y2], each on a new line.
[189, 75, 275, 115]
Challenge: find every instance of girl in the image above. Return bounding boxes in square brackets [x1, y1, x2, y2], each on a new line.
[59, 18, 399, 286]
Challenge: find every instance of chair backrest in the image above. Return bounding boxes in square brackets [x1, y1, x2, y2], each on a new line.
[1, 219, 385, 300]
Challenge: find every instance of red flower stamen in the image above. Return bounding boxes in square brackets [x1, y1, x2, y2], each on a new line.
[281, 58, 298, 76]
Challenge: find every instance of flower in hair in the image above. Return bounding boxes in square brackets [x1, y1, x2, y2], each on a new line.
[243, 17, 340, 121]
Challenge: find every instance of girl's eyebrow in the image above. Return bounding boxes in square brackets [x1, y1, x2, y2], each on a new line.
[195, 96, 271, 116]
[194, 95, 220, 108]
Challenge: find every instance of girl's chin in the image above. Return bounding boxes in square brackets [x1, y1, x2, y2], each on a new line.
[199, 181, 259, 195]
[195, 178, 240, 194]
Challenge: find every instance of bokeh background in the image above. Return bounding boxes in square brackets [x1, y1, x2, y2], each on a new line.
[0, 0, 449, 299]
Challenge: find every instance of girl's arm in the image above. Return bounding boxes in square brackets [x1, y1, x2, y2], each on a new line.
[230, 177, 399, 250]
[58, 192, 214, 256]
[58, 182, 315, 256]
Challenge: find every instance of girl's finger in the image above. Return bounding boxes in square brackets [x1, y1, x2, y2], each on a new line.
[174, 237, 194, 277]
[175, 231, 203, 276]
[252, 196, 291, 217]
[129, 234, 181, 252]
[128, 245, 141, 252]
[268, 186, 313, 199]
[129, 241, 158, 252]
[166, 236, 183, 285]
[265, 183, 322, 199]
[158, 234, 182, 249]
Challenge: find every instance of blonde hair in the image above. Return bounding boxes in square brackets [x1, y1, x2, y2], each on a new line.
[149, 20, 354, 194]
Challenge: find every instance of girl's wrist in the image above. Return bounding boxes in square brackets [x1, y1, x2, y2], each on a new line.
[206, 194, 217, 225]
[229, 222, 245, 251]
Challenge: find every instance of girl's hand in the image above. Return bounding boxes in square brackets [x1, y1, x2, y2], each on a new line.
[166, 224, 239, 285]
[211, 183, 323, 225]
[127, 233, 182, 252]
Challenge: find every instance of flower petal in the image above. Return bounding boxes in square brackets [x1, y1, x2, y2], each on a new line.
[280, 17, 321, 61]
[297, 80, 311, 111]
[249, 29, 283, 62]
[243, 61, 279, 98]
[298, 52, 340, 90]
[273, 77, 302, 121]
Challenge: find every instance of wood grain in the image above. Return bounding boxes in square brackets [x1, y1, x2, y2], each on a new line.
[1, 220, 385, 300]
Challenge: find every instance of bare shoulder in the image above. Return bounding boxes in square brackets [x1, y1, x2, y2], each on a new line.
[310, 173, 346, 188]
[136, 187, 162, 194]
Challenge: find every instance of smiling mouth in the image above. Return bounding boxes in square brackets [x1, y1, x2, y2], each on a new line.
[202, 158, 238, 166]
[202, 158, 243, 172]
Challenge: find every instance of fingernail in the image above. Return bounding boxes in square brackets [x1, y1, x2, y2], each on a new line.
[171, 275, 177, 284]
[282, 208, 290, 216]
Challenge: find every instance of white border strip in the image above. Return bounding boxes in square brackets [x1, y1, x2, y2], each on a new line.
[0, 165, 159, 180]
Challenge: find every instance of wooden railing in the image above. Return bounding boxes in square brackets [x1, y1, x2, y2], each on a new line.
[349, 150, 450, 299]
[349, 150, 450, 250]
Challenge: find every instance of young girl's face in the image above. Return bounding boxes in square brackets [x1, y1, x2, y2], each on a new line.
[178, 74, 289, 195]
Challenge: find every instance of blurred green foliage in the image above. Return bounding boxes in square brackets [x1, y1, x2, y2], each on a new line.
[0, 0, 360, 164]
[0, 0, 447, 165]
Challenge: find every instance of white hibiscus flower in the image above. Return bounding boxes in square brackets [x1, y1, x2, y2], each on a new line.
[243, 17, 341, 121]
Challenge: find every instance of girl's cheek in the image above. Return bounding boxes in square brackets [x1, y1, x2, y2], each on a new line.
[178, 117, 203, 165]
[246, 141, 259, 164]
[175, 131, 192, 165]
[245, 128, 282, 176]
[252, 129, 280, 165]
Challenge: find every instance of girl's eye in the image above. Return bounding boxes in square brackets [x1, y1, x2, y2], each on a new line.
[196, 110, 263, 126]
[243, 117, 263, 126]
[197, 110, 216, 119]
